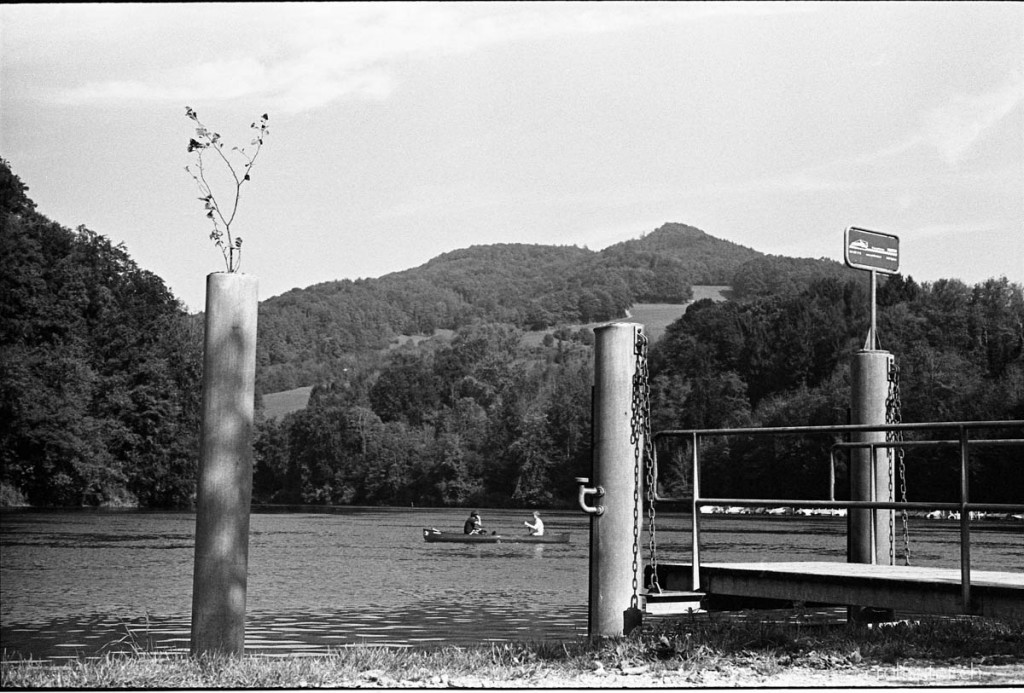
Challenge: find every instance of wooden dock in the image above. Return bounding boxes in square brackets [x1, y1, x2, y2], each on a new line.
[654, 561, 1024, 619]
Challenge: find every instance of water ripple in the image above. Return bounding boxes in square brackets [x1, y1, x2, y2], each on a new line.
[1, 603, 589, 662]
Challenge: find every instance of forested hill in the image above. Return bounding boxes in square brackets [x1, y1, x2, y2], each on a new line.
[257, 223, 851, 392]
[1, 160, 203, 508]
[4, 157, 1022, 511]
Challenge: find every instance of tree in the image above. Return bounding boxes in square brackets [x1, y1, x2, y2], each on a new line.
[1, 159, 203, 507]
[544, 354, 594, 493]
[508, 408, 556, 507]
[369, 352, 442, 426]
[969, 277, 1024, 378]
[253, 416, 292, 503]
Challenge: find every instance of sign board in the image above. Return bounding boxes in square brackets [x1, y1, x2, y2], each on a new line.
[845, 226, 899, 274]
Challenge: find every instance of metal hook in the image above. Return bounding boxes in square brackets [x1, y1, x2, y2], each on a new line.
[575, 477, 605, 516]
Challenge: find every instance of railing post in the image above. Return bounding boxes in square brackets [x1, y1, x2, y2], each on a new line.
[589, 323, 644, 637]
[829, 449, 836, 502]
[691, 432, 701, 592]
[960, 426, 972, 612]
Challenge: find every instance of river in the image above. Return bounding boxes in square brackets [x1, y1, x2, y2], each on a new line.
[1, 507, 1020, 661]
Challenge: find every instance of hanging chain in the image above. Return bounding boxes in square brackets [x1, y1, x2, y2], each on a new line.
[885, 361, 896, 564]
[896, 362, 910, 566]
[631, 329, 661, 596]
[629, 336, 642, 609]
[887, 431, 894, 566]
[886, 359, 911, 566]
[641, 347, 660, 593]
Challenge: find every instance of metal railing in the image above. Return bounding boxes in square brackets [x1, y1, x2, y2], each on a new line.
[652, 420, 1024, 612]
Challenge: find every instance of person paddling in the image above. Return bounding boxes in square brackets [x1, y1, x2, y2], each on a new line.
[524, 510, 544, 536]
[464, 511, 484, 535]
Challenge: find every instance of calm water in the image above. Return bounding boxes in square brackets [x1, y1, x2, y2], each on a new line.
[1, 508, 1020, 661]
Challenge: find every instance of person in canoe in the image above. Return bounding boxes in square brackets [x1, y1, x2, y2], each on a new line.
[464, 511, 485, 535]
[524, 510, 544, 536]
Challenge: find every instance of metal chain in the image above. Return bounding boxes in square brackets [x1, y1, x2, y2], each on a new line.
[886, 359, 911, 566]
[895, 363, 910, 566]
[887, 441, 895, 566]
[633, 330, 661, 593]
[886, 362, 896, 565]
[629, 330, 643, 609]
[630, 328, 661, 604]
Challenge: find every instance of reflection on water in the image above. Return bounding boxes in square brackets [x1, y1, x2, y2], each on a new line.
[2, 508, 1020, 661]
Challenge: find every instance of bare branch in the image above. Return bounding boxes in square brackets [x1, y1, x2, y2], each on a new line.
[184, 107, 269, 272]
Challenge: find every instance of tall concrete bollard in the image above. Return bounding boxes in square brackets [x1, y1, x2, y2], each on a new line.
[190, 273, 258, 657]
[849, 349, 894, 565]
[589, 323, 644, 637]
[849, 348, 895, 621]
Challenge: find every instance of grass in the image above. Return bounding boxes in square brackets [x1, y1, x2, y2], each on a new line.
[626, 304, 691, 343]
[261, 386, 313, 420]
[521, 291, 729, 349]
[626, 286, 729, 342]
[3, 614, 1021, 688]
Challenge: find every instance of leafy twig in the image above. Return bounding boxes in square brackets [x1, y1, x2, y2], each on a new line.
[185, 106, 269, 272]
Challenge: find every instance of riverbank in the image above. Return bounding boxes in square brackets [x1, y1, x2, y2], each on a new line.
[4, 614, 1021, 688]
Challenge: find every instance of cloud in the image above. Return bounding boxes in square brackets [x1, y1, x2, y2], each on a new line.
[55, 40, 398, 113]
[37, 2, 813, 115]
[901, 221, 1001, 240]
[852, 72, 1024, 167]
[918, 72, 1024, 164]
[741, 71, 1024, 200]
[59, 57, 269, 104]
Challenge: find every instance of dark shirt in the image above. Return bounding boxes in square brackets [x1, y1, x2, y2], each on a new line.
[464, 517, 477, 534]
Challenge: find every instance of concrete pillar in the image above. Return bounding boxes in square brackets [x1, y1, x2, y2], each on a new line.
[190, 272, 258, 657]
[590, 323, 644, 637]
[849, 349, 894, 565]
[849, 348, 894, 622]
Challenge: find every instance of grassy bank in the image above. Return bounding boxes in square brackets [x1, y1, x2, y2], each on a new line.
[3, 615, 1022, 688]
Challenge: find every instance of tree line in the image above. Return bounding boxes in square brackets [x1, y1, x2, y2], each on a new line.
[648, 274, 1024, 505]
[252, 324, 594, 508]
[3, 155, 1020, 509]
[1, 160, 204, 507]
[250, 273, 1022, 509]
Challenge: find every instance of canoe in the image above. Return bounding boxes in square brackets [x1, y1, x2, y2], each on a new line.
[422, 528, 570, 544]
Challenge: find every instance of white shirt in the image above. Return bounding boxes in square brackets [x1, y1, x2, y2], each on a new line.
[525, 515, 544, 536]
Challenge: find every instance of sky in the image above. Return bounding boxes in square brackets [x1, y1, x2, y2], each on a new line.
[2, 2, 1022, 313]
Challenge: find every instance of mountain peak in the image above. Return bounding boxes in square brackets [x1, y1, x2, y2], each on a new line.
[650, 222, 709, 240]
[607, 222, 755, 257]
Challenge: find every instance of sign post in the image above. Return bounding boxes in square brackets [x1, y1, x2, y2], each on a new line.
[844, 227, 901, 621]
[845, 227, 899, 349]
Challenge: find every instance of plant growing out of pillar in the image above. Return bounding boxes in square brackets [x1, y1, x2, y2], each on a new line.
[185, 106, 269, 273]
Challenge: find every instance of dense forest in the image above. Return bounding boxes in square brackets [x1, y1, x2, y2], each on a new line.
[647, 274, 1024, 505]
[253, 324, 596, 508]
[2, 157, 1021, 509]
[1, 161, 203, 507]
[251, 275, 1023, 508]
